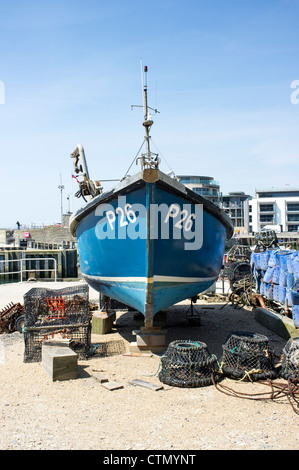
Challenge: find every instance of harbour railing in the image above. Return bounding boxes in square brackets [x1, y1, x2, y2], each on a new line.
[0, 249, 78, 284]
[0, 257, 57, 283]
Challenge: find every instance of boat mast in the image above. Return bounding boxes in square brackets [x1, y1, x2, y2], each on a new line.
[142, 66, 153, 163]
[136, 65, 160, 170]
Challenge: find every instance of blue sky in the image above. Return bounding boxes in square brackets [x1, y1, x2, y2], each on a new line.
[0, 0, 299, 227]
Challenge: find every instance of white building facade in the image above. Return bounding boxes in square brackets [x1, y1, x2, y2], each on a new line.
[249, 188, 299, 233]
[177, 175, 220, 204]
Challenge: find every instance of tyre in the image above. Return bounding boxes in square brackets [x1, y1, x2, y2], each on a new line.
[15, 315, 25, 333]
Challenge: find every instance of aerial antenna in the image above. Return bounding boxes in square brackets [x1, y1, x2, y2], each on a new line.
[58, 173, 65, 224]
[140, 58, 144, 93]
[131, 63, 160, 170]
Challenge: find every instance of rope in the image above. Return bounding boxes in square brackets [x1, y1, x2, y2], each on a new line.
[238, 369, 263, 382]
[150, 138, 175, 175]
[212, 374, 299, 415]
[123, 138, 146, 178]
[142, 354, 167, 377]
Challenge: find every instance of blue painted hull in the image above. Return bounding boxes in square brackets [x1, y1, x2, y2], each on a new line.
[70, 170, 233, 326]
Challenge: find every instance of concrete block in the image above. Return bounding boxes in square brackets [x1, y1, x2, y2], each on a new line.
[132, 327, 167, 350]
[42, 344, 77, 381]
[253, 307, 299, 340]
[136, 333, 166, 347]
[92, 311, 116, 335]
[129, 341, 166, 354]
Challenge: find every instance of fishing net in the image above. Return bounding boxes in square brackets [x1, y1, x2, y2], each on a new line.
[225, 261, 251, 284]
[158, 340, 221, 388]
[280, 338, 299, 383]
[89, 340, 126, 357]
[220, 331, 277, 381]
[23, 284, 91, 362]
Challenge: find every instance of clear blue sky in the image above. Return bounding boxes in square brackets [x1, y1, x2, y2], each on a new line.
[1, 0, 299, 228]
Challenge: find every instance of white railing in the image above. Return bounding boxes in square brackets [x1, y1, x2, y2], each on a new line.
[0, 257, 57, 282]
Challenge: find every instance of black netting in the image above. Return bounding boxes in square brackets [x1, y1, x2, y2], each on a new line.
[23, 284, 90, 327]
[220, 331, 277, 381]
[89, 340, 126, 357]
[159, 340, 221, 388]
[23, 284, 91, 362]
[280, 338, 299, 383]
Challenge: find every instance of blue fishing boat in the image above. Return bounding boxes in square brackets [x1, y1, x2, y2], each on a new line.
[69, 66, 233, 328]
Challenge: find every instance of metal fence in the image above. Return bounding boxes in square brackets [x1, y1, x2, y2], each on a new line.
[0, 257, 57, 282]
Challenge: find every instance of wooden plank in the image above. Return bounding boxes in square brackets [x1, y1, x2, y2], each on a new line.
[89, 371, 109, 383]
[129, 379, 163, 391]
[101, 381, 124, 391]
[123, 353, 153, 357]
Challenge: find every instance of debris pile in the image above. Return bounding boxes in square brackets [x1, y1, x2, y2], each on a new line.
[221, 244, 253, 308]
[0, 302, 24, 333]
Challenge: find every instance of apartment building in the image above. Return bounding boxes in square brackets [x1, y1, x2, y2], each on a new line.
[220, 192, 252, 230]
[249, 187, 299, 233]
[177, 175, 220, 204]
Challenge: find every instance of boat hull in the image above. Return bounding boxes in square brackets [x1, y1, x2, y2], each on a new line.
[70, 170, 233, 326]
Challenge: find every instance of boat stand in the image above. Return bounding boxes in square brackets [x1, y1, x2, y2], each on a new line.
[130, 327, 167, 354]
[186, 296, 201, 325]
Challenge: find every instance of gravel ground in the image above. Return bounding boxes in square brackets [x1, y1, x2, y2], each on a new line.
[0, 282, 298, 451]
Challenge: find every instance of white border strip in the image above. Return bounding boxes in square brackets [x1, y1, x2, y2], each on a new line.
[154, 275, 217, 283]
[84, 274, 217, 283]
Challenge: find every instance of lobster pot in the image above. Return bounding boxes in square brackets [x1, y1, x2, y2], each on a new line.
[272, 267, 280, 284]
[292, 305, 299, 328]
[287, 253, 297, 273]
[260, 281, 266, 296]
[253, 265, 265, 292]
[291, 288, 299, 306]
[265, 283, 273, 300]
[281, 252, 294, 271]
[280, 338, 299, 382]
[259, 251, 270, 271]
[24, 323, 91, 363]
[220, 332, 277, 381]
[286, 290, 293, 306]
[251, 252, 261, 270]
[158, 340, 221, 388]
[263, 267, 274, 284]
[23, 284, 91, 362]
[287, 272, 294, 289]
[23, 285, 90, 326]
[268, 250, 279, 267]
[279, 286, 286, 304]
[290, 255, 299, 280]
[279, 269, 287, 287]
[253, 266, 264, 292]
[291, 287, 299, 326]
[273, 284, 280, 302]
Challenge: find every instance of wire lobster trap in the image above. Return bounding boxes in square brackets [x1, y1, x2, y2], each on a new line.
[280, 338, 299, 383]
[220, 331, 277, 381]
[159, 340, 221, 388]
[23, 284, 91, 362]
